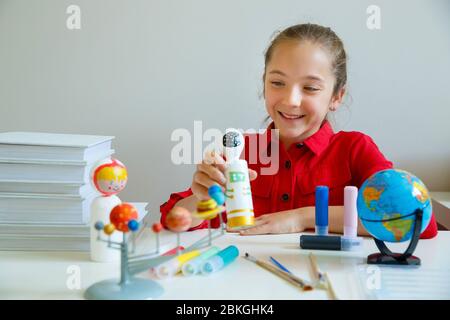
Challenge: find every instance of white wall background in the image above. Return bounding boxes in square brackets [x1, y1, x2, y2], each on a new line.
[0, 0, 449, 224]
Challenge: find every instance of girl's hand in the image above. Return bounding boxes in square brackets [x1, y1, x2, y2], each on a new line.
[191, 151, 257, 201]
[239, 210, 306, 235]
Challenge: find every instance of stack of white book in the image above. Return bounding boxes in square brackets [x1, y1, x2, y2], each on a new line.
[0, 202, 148, 251]
[0, 131, 143, 251]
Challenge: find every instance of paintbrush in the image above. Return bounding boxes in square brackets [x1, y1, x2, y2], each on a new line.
[244, 253, 313, 291]
[308, 252, 327, 289]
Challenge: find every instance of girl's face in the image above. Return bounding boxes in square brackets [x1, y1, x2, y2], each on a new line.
[264, 40, 344, 147]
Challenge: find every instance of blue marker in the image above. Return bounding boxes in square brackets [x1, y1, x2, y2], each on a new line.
[315, 186, 329, 235]
[200, 245, 239, 275]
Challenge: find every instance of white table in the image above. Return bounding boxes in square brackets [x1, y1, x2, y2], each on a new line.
[1, 230, 449, 300]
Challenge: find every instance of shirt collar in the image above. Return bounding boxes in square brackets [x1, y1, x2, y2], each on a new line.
[264, 120, 334, 156]
[303, 120, 334, 156]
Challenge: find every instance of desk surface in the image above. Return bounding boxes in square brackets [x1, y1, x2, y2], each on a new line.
[1, 230, 449, 300]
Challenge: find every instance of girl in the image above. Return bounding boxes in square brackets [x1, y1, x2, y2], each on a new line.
[160, 23, 437, 238]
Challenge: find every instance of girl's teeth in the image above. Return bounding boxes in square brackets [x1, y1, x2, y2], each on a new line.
[281, 112, 301, 119]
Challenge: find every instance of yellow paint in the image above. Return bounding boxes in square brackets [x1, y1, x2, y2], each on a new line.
[227, 209, 254, 214]
[227, 215, 255, 228]
[176, 250, 201, 264]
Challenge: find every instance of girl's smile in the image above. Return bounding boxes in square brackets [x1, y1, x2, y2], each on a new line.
[278, 111, 306, 120]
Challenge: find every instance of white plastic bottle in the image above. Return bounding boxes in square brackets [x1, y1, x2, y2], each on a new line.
[223, 128, 255, 230]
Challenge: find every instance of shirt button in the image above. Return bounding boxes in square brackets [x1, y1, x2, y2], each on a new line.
[296, 143, 304, 148]
[285, 160, 291, 169]
[281, 193, 289, 202]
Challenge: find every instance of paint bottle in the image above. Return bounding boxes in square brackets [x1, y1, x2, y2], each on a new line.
[223, 129, 254, 230]
[200, 245, 239, 275]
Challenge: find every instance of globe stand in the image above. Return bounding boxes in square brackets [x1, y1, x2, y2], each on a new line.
[367, 209, 423, 266]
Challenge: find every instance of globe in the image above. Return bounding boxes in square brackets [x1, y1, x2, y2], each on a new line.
[357, 169, 432, 243]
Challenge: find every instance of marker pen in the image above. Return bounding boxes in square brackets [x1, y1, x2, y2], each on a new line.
[300, 235, 341, 250]
[155, 249, 201, 278]
[149, 245, 185, 277]
[299, 235, 363, 251]
[315, 186, 329, 235]
[181, 246, 221, 276]
[200, 245, 239, 275]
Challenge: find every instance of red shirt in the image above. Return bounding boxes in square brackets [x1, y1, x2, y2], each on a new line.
[160, 121, 437, 239]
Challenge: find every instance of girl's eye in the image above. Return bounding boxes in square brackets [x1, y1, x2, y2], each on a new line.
[271, 81, 284, 87]
[304, 86, 319, 92]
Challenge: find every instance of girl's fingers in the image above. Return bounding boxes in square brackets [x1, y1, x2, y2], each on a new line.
[193, 172, 217, 193]
[225, 226, 240, 233]
[191, 184, 210, 201]
[255, 213, 270, 221]
[248, 169, 258, 181]
[204, 151, 227, 172]
[197, 163, 226, 186]
[239, 222, 270, 236]
[191, 182, 209, 201]
[253, 216, 268, 226]
[211, 154, 226, 173]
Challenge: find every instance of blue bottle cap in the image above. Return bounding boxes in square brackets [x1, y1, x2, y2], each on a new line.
[217, 245, 239, 264]
[315, 186, 329, 235]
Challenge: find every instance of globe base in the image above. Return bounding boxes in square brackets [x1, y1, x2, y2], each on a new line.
[367, 252, 420, 265]
[367, 209, 424, 266]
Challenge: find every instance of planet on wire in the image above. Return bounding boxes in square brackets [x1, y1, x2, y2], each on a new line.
[166, 206, 192, 232]
[110, 203, 139, 232]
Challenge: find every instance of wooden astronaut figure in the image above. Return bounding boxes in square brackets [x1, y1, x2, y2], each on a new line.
[90, 158, 128, 262]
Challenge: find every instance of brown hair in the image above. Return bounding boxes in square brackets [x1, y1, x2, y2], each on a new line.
[263, 23, 347, 97]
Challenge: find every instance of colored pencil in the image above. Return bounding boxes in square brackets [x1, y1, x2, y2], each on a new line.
[244, 253, 313, 291]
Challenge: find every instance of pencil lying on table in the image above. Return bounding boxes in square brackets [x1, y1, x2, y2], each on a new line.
[244, 253, 313, 291]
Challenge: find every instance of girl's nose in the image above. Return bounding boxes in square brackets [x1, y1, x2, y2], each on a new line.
[284, 85, 302, 108]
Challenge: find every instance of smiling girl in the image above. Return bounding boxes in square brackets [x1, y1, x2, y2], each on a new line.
[160, 23, 437, 238]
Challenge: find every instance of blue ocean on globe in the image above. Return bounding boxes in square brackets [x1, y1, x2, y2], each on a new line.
[357, 169, 432, 243]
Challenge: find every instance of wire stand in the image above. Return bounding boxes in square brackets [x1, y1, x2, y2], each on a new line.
[85, 226, 224, 300]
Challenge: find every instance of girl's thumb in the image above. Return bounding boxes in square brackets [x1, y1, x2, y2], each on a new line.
[249, 169, 258, 181]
